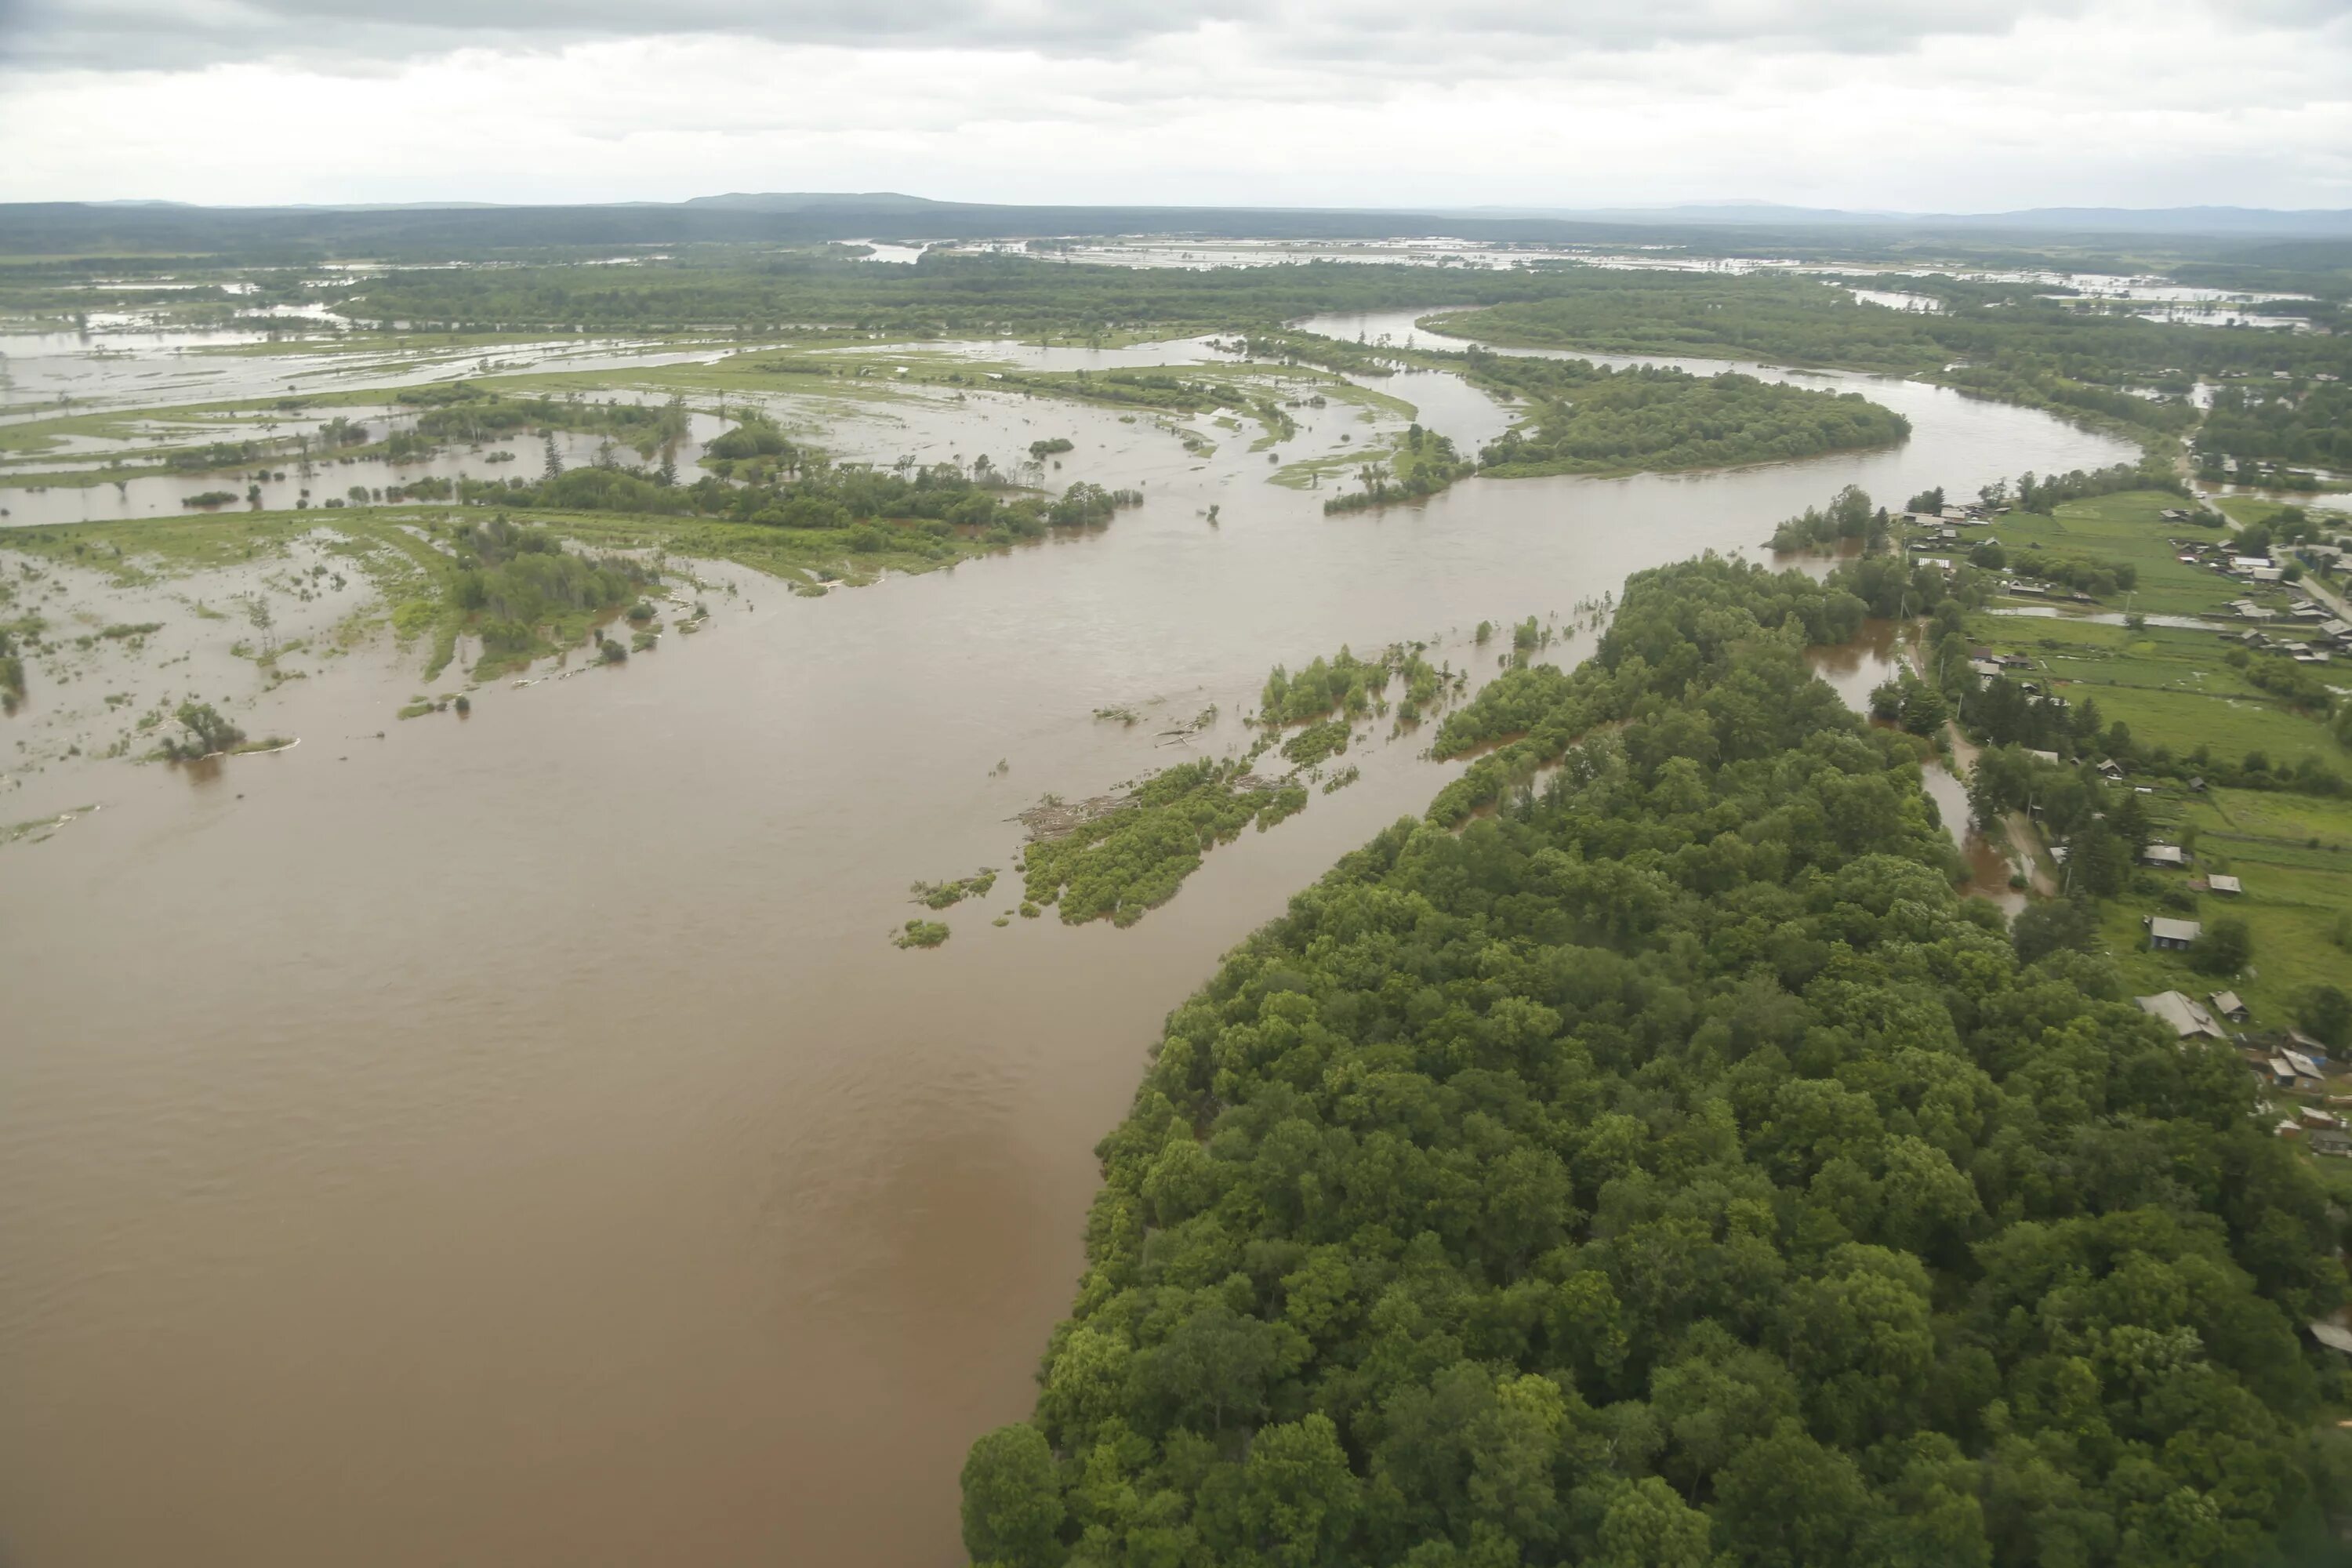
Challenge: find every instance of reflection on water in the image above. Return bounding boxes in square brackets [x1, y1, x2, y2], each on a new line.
[1919, 759, 2029, 914]
[0, 320, 2125, 1568]
[1806, 616, 1904, 712]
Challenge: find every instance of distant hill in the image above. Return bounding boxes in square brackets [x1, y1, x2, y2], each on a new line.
[3, 194, 2347, 261]
[1468, 202, 2352, 238]
[681, 192, 950, 213]
[1962, 205, 2352, 237]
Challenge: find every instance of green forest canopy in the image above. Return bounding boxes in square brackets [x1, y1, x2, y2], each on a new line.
[1465, 352, 1911, 477]
[960, 555, 2350, 1568]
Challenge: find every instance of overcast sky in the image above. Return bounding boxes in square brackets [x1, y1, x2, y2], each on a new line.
[1, 0, 2347, 210]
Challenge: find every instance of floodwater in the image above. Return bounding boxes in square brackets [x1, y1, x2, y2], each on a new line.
[1, 324, 734, 423]
[0, 320, 2131, 1567]
[1806, 619, 2031, 912]
[2, 412, 731, 527]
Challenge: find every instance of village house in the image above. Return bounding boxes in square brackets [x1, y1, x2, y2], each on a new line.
[2136, 990, 2224, 1039]
[2141, 844, 2188, 869]
[2270, 1047, 2327, 1091]
[2205, 873, 2242, 896]
[2209, 989, 2249, 1022]
[2147, 916, 2201, 951]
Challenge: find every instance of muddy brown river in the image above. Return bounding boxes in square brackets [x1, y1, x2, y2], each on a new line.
[0, 317, 2132, 1566]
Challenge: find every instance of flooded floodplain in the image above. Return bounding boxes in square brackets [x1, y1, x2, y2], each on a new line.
[0, 318, 2133, 1567]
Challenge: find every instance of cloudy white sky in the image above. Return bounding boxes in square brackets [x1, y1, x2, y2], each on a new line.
[1, 0, 2347, 210]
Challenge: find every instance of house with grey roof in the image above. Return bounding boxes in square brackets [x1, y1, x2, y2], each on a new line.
[2136, 990, 2223, 1039]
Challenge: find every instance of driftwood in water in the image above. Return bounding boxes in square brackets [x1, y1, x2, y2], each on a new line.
[1012, 793, 1134, 841]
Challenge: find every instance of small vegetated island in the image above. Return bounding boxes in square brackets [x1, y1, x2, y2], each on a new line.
[1018, 761, 1308, 928]
[1310, 348, 1908, 514]
[0, 620, 24, 715]
[432, 514, 660, 679]
[1318, 424, 1479, 517]
[1464, 349, 1911, 477]
[960, 554, 2349, 1568]
[1011, 646, 1462, 930]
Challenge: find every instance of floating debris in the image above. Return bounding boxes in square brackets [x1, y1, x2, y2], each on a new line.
[1014, 792, 1134, 840]
[2, 802, 100, 848]
[1014, 771, 1285, 843]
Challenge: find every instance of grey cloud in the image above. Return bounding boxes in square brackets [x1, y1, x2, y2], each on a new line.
[4, 0, 2115, 71]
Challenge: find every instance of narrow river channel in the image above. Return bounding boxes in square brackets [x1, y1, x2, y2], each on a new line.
[0, 321, 2133, 1567]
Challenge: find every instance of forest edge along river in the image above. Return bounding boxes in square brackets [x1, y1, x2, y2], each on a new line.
[0, 312, 2133, 1566]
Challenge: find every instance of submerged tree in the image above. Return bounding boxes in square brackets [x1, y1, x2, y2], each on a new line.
[161, 702, 245, 760]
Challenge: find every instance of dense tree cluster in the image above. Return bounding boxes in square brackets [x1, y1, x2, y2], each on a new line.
[1424, 561, 1874, 813]
[395, 383, 695, 456]
[1769, 485, 1886, 554]
[2196, 383, 2352, 475]
[444, 514, 659, 672]
[158, 701, 246, 761]
[1998, 546, 2140, 601]
[0, 622, 24, 714]
[963, 557, 2350, 1568]
[2000, 463, 2188, 516]
[434, 445, 1135, 555]
[1323, 426, 1477, 515]
[2224, 649, 2337, 717]
[1261, 644, 1454, 730]
[1465, 353, 1910, 477]
[165, 440, 268, 474]
[1282, 719, 1354, 769]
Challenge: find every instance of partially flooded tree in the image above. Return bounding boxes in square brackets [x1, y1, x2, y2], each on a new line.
[161, 702, 245, 760]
